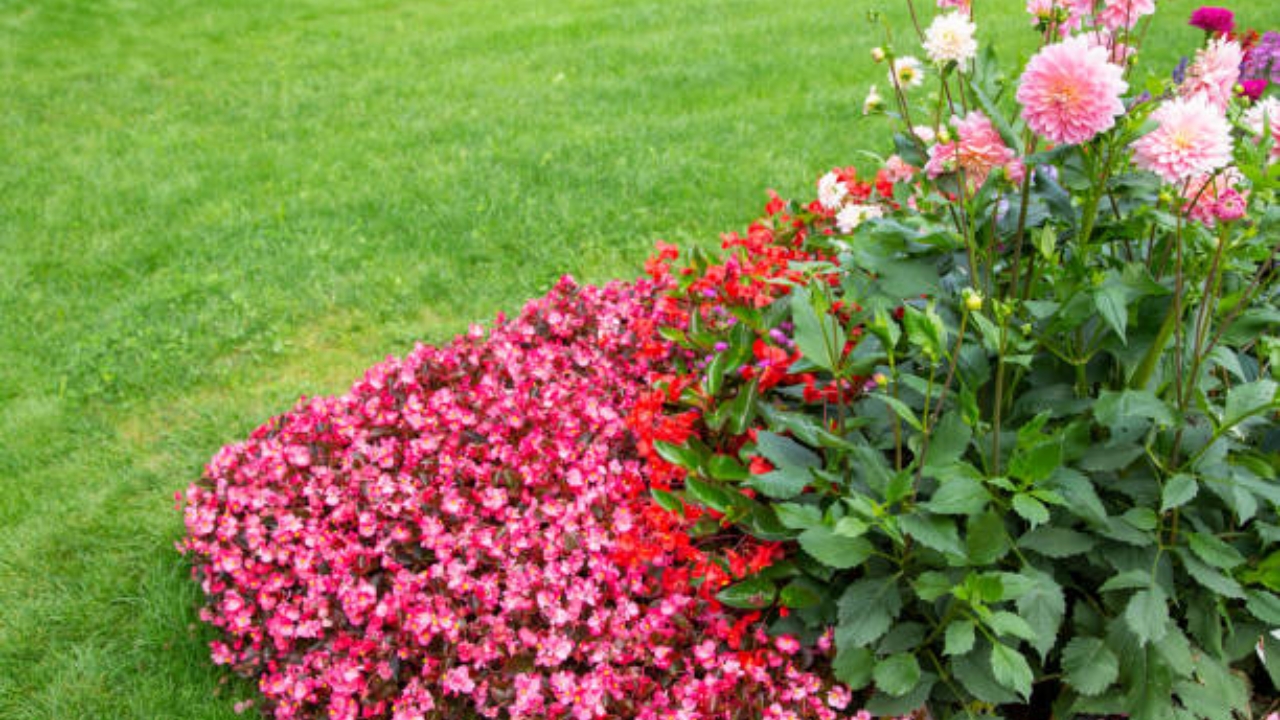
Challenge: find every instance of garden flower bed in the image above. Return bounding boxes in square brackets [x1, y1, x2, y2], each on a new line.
[183, 1, 1280, 718]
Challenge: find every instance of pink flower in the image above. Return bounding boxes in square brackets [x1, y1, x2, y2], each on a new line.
[1244, 97, 1280, 162]
[1017, 35, 1128, 145]
[1179, 38, 1244, 111]
[1189, 6, 1234, 34]
[924, 111, 1022, 187]
[936, 0, 971, 12]
[1182, 169, 1249, 226]
[1132, 95, 1233, 184]
[1240, 79, 1268, 101]
[1098, 0, 1156, 30]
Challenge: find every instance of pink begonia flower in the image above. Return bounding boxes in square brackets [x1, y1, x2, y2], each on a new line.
[1098, 0, 1156, 30]
[925, 110, 1022, 187]
[1132, 95, 1233, 184]
[1017, 35, 1128, 145]
[1189, 6, 1235, 34]
[1179, 38, 1244, 111]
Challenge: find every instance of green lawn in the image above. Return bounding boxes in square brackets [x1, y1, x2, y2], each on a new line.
[1, 0, 1274, 716]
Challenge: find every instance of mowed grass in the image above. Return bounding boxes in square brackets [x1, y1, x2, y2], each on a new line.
[0, 0, 1274, 717]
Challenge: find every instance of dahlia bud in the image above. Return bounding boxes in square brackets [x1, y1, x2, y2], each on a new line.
[963, 288, 983, 312]
[871, 47, 887, 63]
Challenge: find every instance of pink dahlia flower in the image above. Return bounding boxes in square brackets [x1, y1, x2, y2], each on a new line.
[1179, 38, 1244, 111]
[1132, 95, 1233, 184]
[1099, 0, 1156, 30]
[924, 110, 1022, 187]
[1243, 97, 1280, 162]
[1017, 35, 1128, 145]
[1182, 169, 1248, 226]
[1189, 6, 1235, 34]
[1240, 79, 1268, 101]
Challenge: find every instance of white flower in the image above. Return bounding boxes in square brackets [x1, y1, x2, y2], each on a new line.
[913, 125, 937, 143]
[863, 84, 885, 115]
[1244, 97, 1280, 135]
[890, 56, 925, 89]
[871, 47, 887, 63]
[923, 12, 978, 66]
[836, 204, 883, 233]
[817, 172, 849, 211]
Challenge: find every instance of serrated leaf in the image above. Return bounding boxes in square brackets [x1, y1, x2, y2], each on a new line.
[1187, 532, 1244, 570]
[746, 466, 812, 500]
[1222, 379, 1278, 429]
[1094, 285, 1128, 344]
[913, 571, 953, 602]
[945, 620, 976, 656]
[1012, 494, 1050, 528]
[1125, 588, 1170, 646]
[870, 392, 924, 431]
[1245, 590, 1280, 624]
[1017, 568, 1065, 660]
[773, 502, 822, 530]
[899, 513, 964, 557]
[1101, 569, 1153, 592]
[716, 575, 777, 609]
[1177, 549, 1244, 599]
[923, 412, 971, 470]
[952, 648, 1021, 704]
[988, 611, 1037, 641]
[832, 644, 874, 689]
[967, 511, 1011, 564]
[1160, 474, 1198, 512]
[990, 642, 1033, 700]
[873, 654, 922, 697]
[1017, 526, 1096, 557]
[1062, 637, 1119, 695]
[1010, 440, 1063, 485]
[837, 577, 902, 646]
[791, 287, 847, 372]
[798, 526, 873, 569]
[779, 578, 823, 609]
[1095, 389, 1176, 428]
[1049, 467, 1108, 525]
[926, 475, 992, 515]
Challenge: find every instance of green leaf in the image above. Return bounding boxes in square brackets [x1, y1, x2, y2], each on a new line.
[746, 466, 812, 500]
[716, 575, 777, 609]
[913, 571, 953, 602]
[870, 392, 923, 431]
[707, 454, 749, 481]
[1125, 588, 1170, 646]
[873, 654, 922, 697]
[755, 431, 821, 470]
[1017, 568, 1065, 660]
[1017, 526, 1096, 557]
[725, 379, 760, 435]
[779, 578, 824, 609]
[1186, 532, 1244, 570]
[1095, 389, 1176, 428]
[967, 511, 1011, 564]
[653, 440, 704, 471]
[683, 476, 732, 513]
[988, 611, 1037, 641]
[837, 577, 902, 646]
[1049, 468, 1108, 525]
[1222, 379, 1278, 429]
[923, 412, 971, 470]
[1245, 590, 1280, 625]
[791, 287, 846, 372]
[773, 502, 822, 530]
[1094, 285, 1129, 344]
[1009, 440, 1062, 485]
[1159, 474, 1197, 512]
[1100, 569, 1153, 593]
[925, 475, 992, 515]
[1062, 636, 1119, 695]
[831, 645, 874, 690]
[952, 648, 1022, 704]
[899, 513, 965, 558]
[1012, 494, 1050, 528]
[990, 642, 1033, 700]
[799, 526, 873, 569]
[650, 488, 683, 514]
[945, 620, 976, 656]
[1176, 550, 1244, 599]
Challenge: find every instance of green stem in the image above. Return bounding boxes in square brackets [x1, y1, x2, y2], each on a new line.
[1129, 297, 1179, 391]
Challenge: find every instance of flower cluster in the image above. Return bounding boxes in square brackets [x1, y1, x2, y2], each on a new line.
[181, 277, 864, 719]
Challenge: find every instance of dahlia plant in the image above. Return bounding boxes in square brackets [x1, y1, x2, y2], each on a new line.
[639, 2, 1279, 718]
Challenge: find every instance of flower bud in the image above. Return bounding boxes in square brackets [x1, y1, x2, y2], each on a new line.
[963, 288, 983, 312]
[871, 47, 887, 63]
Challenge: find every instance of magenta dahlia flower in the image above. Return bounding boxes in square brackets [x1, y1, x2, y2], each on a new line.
[1189, 6, 1235, 34]
[1131, 95, 1234, 184]
[1017, 36, 1128, 145]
